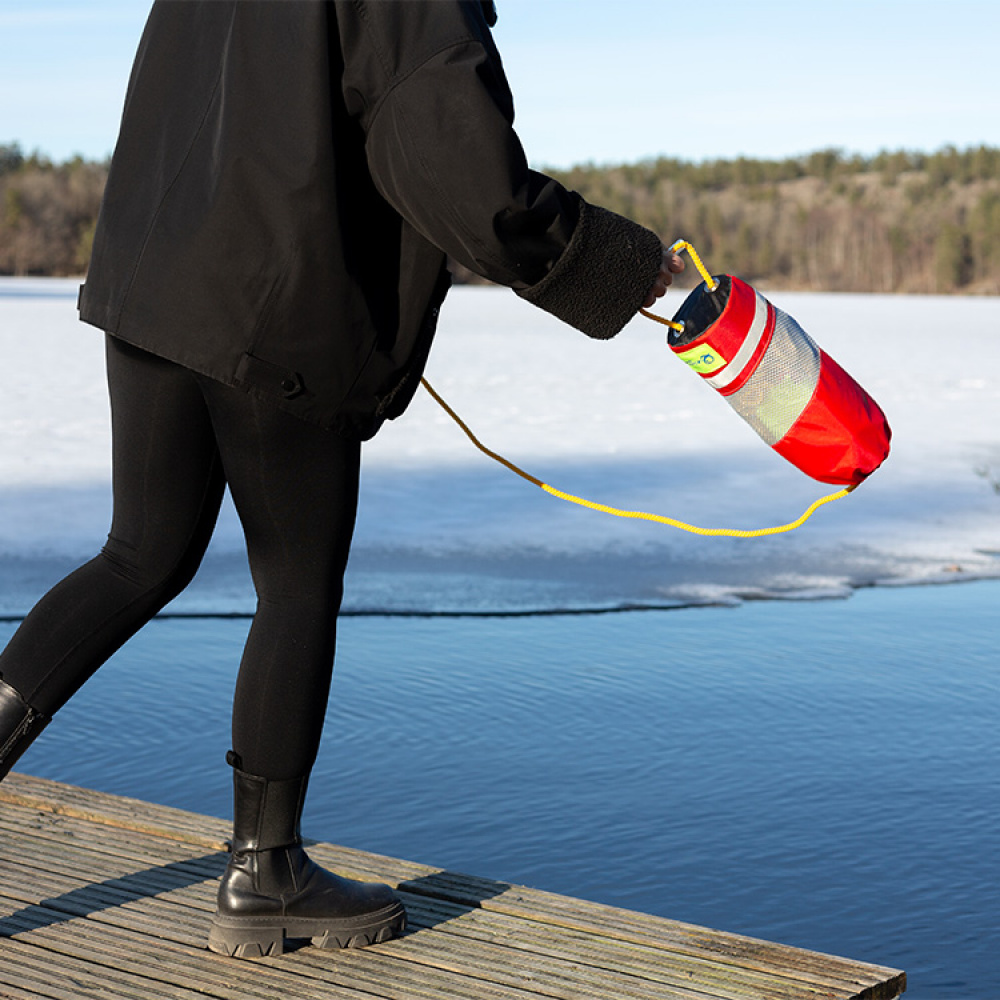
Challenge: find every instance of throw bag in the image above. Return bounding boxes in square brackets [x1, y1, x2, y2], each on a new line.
[667, 274, 891, 486]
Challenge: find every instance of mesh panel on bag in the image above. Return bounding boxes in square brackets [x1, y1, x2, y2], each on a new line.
[726, 307, 821, 445]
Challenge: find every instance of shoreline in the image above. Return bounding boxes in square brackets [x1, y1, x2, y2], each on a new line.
[2, 566, 999, 623]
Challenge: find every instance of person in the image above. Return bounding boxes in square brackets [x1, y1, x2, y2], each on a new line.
[0, 0, 683, 959]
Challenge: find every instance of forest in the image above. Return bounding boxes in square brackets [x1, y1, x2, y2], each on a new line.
[2, 141, 999, 295]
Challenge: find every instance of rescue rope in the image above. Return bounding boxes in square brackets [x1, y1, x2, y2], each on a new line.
[639, 238, 718, 333]
[419, 376, 854, 538]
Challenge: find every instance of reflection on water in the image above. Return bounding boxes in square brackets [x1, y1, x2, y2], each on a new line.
[5, 579, 999, 1000]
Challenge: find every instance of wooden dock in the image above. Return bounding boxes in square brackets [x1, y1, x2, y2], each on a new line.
[0, 772, 905, 1000]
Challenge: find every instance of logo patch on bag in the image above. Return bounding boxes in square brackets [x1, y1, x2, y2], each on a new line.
[677, 344, 727, 374]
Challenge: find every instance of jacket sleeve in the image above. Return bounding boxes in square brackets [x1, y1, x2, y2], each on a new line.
[335, 0, 662, 339]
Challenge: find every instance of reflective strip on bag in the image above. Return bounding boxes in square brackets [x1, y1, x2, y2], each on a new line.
[706, 290, 772, 392]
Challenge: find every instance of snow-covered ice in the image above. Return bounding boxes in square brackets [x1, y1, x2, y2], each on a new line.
[2, 278, 999, 614]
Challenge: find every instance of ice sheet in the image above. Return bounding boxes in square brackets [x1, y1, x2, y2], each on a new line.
[2, 279, 999, 613]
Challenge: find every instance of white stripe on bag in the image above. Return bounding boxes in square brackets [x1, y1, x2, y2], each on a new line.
[707, 292, 769, 391]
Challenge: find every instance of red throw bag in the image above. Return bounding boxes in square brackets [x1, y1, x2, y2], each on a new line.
[667, 275, 891, 486]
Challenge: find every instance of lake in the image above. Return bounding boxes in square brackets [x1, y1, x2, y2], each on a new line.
[8, 578, 999, 1000]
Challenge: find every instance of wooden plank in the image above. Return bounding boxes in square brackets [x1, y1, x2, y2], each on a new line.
[0, 773, 906, 1000]
[0, 865, 703, 1000]
[0, 933, 209, 1000]
[0, 827, 888, 1000]
[1, 775, 896, 993]
[0, 809, 904, 1000]
[0, 772, 228, 850]
[0, 883, 565, 1000]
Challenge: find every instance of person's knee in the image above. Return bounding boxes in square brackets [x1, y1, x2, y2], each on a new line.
[99, 535, 204, 606]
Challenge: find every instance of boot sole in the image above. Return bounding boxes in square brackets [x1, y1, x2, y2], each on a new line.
[207, 900, 406, 959]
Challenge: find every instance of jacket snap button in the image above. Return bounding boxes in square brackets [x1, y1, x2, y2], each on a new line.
[280, 377, 298, 395]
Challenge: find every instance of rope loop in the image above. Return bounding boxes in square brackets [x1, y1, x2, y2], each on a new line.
[639, 238, 719, 334]
[420, 378, 853, 538]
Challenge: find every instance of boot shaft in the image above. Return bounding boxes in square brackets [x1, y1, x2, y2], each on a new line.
[222, 752, 313, 905]
[226, 750, 308, 852]
[0, 678, 50, 780]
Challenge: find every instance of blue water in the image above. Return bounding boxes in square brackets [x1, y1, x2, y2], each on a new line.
[7, 579, 999, 999]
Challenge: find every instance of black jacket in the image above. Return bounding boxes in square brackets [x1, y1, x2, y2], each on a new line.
[79, 0, 662, 437]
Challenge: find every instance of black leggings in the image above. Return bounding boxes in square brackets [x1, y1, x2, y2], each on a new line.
[0, 337, 361, 779]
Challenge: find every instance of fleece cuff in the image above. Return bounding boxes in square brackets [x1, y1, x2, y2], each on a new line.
[516, 199, 663, 340]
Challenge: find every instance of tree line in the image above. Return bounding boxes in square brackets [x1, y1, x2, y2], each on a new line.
[3, 140, 999, 294]
[1, 144, 106, 277]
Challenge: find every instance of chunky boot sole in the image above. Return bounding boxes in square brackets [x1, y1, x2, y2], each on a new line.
[207, 899, 406, 958]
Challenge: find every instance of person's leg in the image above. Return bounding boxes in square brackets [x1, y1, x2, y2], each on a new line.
[197, 378, 403, 957]
[0, 337, 225, 777]
[199, 378, 361, 780]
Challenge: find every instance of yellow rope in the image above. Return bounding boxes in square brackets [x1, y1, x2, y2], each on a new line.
[420, 377, 854, 538]
[639, 238, 719, 332]
[640, 308, 683, 333]
[668, 238, 717, 289]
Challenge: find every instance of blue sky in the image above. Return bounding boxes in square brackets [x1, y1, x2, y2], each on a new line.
[2, 0, 998, 168]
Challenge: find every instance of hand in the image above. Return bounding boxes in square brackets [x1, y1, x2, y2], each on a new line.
[642, 246, 685, 308]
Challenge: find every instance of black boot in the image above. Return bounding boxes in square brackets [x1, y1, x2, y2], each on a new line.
[208, 754, 406, 958]
[0, 678, 50, 782]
